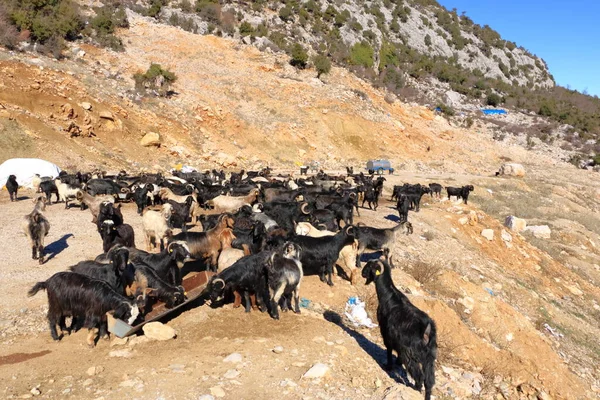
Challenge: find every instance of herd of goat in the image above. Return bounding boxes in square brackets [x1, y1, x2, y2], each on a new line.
[8, 166, 475, 400]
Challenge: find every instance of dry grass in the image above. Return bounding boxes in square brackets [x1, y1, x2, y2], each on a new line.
[399, 258, 443, 286]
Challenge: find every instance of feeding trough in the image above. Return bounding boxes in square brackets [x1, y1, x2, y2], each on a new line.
[108, 270, 214, 338]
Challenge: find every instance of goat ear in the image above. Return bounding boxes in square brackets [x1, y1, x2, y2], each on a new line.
[423, 323, 432, 345]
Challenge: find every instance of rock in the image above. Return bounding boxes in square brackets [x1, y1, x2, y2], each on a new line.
[223, 353, 243, 363]
[30, 388, 40, 396]
[565, 284, 583, 296]
[498, 163, 526, 177]
[86, 366, 104, 376]
[99, 111, 114, 121]
[81, 102, 92, 111]
[143, 322, 176, 340]
[525, 225, 551, 239]
[210, 387, 226, 398]
[302, 363, 330, 379]
[140, 132, 161, 147]
[109, 349, 132, 358]
[458, 217, 469, 225]
[537, 391, 553, 400]
[128, 335, 150, 347]
[458, 297, 474, 312]
[481, 229, 494, 241]
[223, 369, 240, 379]
[82, 378, 93, 387]
[198, 396, 215, 400]
[504, 216, 527, 232]
[501, 229, 512, 242]
[468, 211, 478, 225]
[169, 364, 185, 373]
[111, 337, 129, 347]
[272, 346, 284, 354]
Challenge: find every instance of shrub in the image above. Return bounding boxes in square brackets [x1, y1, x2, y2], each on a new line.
[239, 21, 254, 36]
[313, 54, 331, 78]
[279, 6, 293, 22]
[9, 0, 84, 44]
[146, 0, 166, 18]
[436, 103, 455, 116]
[0, 6, 19, 49]
[424, 34, 431, 46]
[196, 0, 221, 24]
[134, 63, 177, 97]
[486, 93, 502, 106]
[289, 42, 308, 68]
[349, 42, 374, 68]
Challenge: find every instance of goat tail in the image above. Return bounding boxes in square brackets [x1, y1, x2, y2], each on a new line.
[423, 321, 438, 400]
[28, 281, 47, 297]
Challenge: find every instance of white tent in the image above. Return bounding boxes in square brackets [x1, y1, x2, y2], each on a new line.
[0, 158, 61, 189]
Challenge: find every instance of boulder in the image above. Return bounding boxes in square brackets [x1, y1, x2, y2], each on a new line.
[80, 102, 92, 111]
[142, 321, 176, 340]
[302, 363, 330, 379]
[140, 132, 161, 147]
[99, 111, 115, 121]
[481, 229, 494, 241]
[525, 225, 551, 239]
[505, 216, 527, 232]
[498, 163, 526, 177]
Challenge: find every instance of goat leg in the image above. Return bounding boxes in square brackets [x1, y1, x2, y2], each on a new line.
[250, 294, 258, 310]
[48, 315, 60, 341]
[32, 244, 38, 260]
[38, 244, 44, 265]
[293, 288, 301, 314]
[385, 347, 394, 371]
[243, 291, 251, 313]
[232, 291, 242, 308]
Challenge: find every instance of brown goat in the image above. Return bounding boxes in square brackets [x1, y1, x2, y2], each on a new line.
[170, 214, 236, 271]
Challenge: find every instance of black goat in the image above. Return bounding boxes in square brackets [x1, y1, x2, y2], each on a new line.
[428, 183, 442, 198]
[362, 255, 437, 400]
[207, 252, 270, 312]
[168, 197, 194, 232]
[28, 272, 140, 347]
[125, 242, 190, 285]
[446, 185, 474, 204]
[97, 202, 124, 232]
[70, 247, 132, 292]
[6, 175, 18, 201]
[100, 220, 135, 253]
[396, 194, 410, 223]
[134, 184, 151, 214]
[300, 166, 309, 175]
[130, 264, 186, 309]
[266, 242, 303, 319]
[39, 180, 59, 204]
[289, 225, 355, 286]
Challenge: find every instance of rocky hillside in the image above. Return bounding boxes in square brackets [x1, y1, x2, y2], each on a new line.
[155, 0, 553, 89]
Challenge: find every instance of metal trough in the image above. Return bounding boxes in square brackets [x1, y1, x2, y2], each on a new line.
[107, 270, 214, 338]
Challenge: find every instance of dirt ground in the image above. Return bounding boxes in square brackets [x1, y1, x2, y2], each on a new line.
[1, 167, 599, 400]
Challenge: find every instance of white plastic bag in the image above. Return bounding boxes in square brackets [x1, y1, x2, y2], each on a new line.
[344, 297, 378, 328]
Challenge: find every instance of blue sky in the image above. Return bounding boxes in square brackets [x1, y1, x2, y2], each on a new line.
[437, 0, 600, 96]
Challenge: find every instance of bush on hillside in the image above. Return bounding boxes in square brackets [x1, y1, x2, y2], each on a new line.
[486, 93, 503, 107]
[134, 63, 177, 97]
[349, 42, 374, 68]
[313, 54, 331, 78]
[289, 43, 308, 68]
[8, 0, 84, 44]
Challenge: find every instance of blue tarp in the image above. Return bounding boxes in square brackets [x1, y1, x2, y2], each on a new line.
[481, 109, 507, 115]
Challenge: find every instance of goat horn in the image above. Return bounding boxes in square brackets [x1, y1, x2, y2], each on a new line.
[300, 203, 309, 214]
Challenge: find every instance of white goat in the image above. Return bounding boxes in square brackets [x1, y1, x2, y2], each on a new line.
[142, 203, 173, 251]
